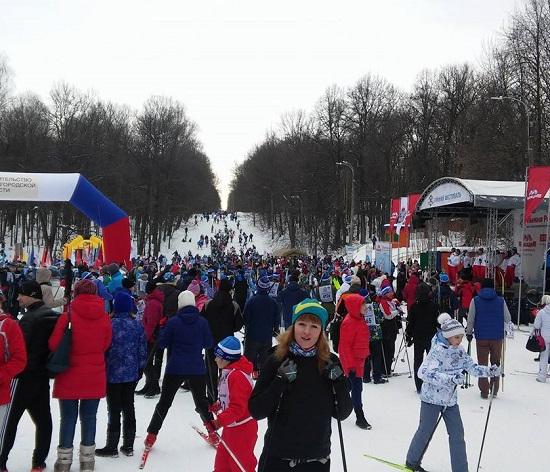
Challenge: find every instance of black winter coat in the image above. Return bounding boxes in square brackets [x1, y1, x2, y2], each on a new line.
[156, 283, 181, 318]
[406, 300, 439, 342]
[202, 291, 243, 345]
[19, 301, 59, 378]
[249, 350, 352, 461]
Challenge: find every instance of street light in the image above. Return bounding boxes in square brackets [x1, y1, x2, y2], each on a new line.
[336, 161, 355, 246]
[490, 95, 532, 167]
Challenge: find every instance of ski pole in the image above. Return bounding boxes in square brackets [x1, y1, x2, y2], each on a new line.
[501, 338, 506, 393]
[258, 393, 283, 472]
[218, 435, 246, 472]
[418, 385, 458, 464]
[331, 383, 348, 472]
[476, 383, 496, 472]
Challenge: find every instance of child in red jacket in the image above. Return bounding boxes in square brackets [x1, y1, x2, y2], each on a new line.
[339, 293, 371, 430]
[206, 336, 258, 472]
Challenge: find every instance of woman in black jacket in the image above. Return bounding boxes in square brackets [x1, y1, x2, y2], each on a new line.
[249, 299, 352, 472]
[405, 282, 439, 393]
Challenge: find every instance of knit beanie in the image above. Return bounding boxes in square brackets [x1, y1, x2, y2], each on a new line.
[343, 274, 353, 285]
[214, 336, 242, 362]
[438, 313, 465, 338]
[292, 298, 328, 329]
[19, 280, 43, 299]
[74, 279, 98, 297]
[178, 290, 196, 309]
[257, 276, 272, 290]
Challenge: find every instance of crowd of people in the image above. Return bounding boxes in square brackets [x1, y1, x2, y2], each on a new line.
[0, 212, 543, 472]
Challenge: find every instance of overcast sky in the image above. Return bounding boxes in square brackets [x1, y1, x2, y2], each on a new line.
[1, 0, 520, 208]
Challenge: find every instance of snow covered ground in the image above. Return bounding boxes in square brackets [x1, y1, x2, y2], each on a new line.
[6, 213, 549, 471]
[155, 213, 281, 259]
[8, 328, 547, 471]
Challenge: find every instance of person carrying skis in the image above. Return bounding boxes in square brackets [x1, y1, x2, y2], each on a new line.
[405, 313, 501, 472]
[206, 336, 258, 472]
[249, 299, 352, 472]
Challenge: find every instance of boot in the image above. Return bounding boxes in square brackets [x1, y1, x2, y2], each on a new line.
[95, 430, 120, 458]
[120, 427, 135, 457]
[355, 407, 372, 430]
[79, 444, 95, 472]
[54, 447, 73, 472]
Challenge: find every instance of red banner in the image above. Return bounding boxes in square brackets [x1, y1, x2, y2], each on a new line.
[405, 193, 421, 227]
[389, 198, 400, 232]
[524, 166, 550, 224]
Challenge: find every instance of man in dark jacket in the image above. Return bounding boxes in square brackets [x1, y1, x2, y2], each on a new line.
[243, 276, 279, 374]
[466, 278, 511, 398]
[405, 282, 439, 392]
[155, 273, 181, 318]
[277, 271, 308, 329]
[0, 281, 58, 471]
[233, 269, 248, 312]
[202, 278, 243, 399]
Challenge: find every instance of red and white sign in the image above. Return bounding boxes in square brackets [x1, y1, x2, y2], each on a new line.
[524, 166, 550, 224]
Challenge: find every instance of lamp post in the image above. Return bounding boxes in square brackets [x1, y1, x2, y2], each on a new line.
[491, 95, 531, 326]
[337, 161, 355, 246]
[490, 95, 531, 167]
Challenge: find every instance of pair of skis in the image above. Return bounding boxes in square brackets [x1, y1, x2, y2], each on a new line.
[139, 425, 245, 471]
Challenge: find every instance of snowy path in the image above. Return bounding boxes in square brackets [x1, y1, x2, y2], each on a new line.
[155, 213, 280, 258]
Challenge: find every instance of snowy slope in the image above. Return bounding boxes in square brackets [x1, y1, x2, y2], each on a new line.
[156, 213, 284, 258]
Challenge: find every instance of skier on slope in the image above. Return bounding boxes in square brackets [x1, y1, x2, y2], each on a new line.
[405, 313, 500, 472]
[206, 336, 258, 472]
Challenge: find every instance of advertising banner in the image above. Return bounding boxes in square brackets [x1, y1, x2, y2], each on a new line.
[524, 166, 550, 224]
[375, 241, 392, 275]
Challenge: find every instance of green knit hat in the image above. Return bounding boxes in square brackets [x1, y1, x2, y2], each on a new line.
[292, 298, 328, 329]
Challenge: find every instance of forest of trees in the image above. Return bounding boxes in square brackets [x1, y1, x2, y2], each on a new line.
[0, 72, 220, 256]
[229, 0, 550, 254]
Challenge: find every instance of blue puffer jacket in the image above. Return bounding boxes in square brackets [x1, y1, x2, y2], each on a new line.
[473, 288, 505, 340]
[158, 305, 213, 375]
[419, 331, 492, 407]
[106, 312, 147, 383]
[277, 282, 308, 328]
[243, 289, 280, 343]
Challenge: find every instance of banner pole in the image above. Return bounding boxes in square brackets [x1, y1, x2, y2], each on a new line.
[543, 196, 550, 296]
[517, 166, 528, 328]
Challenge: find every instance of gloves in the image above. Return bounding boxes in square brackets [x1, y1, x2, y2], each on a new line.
[208, 401, 222, 414]
[323, 358, 344, 381]
[452, 372, 465, 385]
[466, 334, 473, 343]
[489, 364, 501, 377]
[277, 358, 298, 383]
